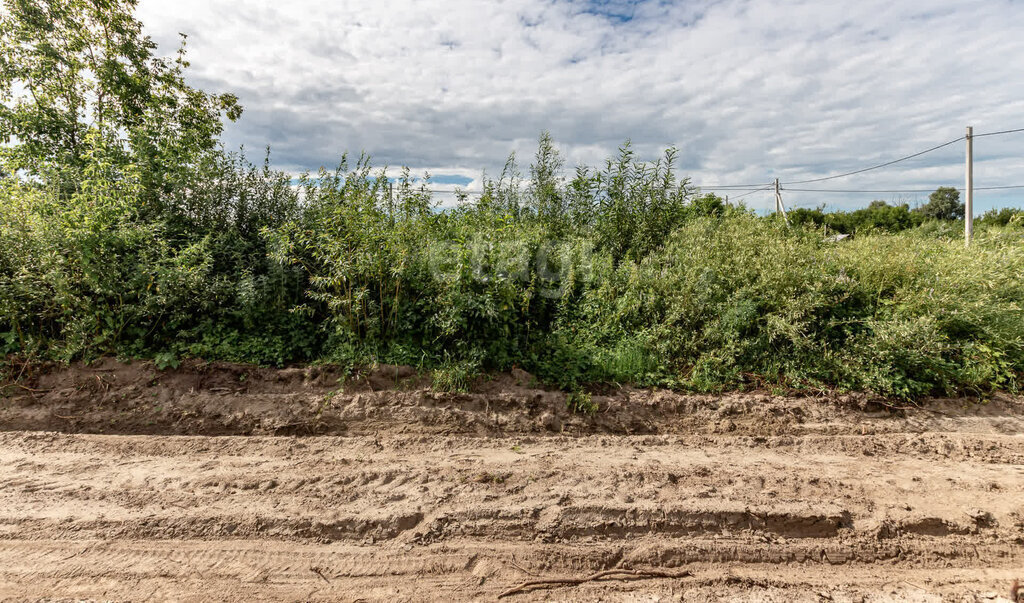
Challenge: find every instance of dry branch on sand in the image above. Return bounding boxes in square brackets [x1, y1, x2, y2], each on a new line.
[498, 568, 693, 598]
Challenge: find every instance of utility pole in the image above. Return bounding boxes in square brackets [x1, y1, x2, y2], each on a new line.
[774, 178, 781, 216]
[774, 178, 789, 224]
[965, 126, 973, 247]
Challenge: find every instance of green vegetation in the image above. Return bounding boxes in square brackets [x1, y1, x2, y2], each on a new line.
[789, 201, 925, 234]
[790, 190, 1024, 236]
[566, 390, 598, 414]
[1, 0, 1022, 399]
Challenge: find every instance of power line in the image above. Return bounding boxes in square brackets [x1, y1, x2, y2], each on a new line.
[423, 184, 1024, 198]
[404, 181, 1024, 198]
[424, 184, 780, 194]
[781, 127, 1022, 189]
[784, 184, 1024, 194]
[976, 184, 1024, 191]
[331, 126, 1024, 203]
[783, 136, 964, 185]
[423, 182, 771, 192]
[974, 127, 1024, 138]
[785, 187, 942, 193]
[697, 183, 774, 190]
[416, 128, 1024, 203]
[727, 185, 775, 200]
[700, 184, 770, 193]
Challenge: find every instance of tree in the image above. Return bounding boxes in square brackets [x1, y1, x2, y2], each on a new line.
[528, 131, 565, 226]
[0, 0, 241, 197]
[916, 187, 964, 221]
[789, 201, 923, 234]
[977, 207, 1024, 228]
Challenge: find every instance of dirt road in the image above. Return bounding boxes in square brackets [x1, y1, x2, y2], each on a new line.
[1, 360, 1022, 601]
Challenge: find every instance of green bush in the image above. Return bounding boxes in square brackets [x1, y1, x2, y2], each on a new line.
[542, 214, 1023, 397]
[838, 229, 1023, 396]
[789, 200, 924, 234]
[977, 207, 1024, 228]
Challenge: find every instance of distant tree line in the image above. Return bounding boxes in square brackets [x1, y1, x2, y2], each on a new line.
[788, 187, 1022, 234]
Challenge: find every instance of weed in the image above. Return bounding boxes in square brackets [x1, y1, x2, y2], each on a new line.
[153, 352, 179, 371]
[567, 390, 598, 414]
[474, 471, 511, 484]
[431, 353, 482, 393]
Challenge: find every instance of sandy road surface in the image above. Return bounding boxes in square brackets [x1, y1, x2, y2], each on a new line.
[0, 361, 1022, 601]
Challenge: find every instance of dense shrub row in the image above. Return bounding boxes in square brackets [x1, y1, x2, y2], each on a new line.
[1, 0, 1022, 398]
[2, 134, 1022, 397]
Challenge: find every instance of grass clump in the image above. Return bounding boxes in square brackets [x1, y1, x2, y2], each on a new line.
[431, 353, 482, 393]
[566, 390, 598, 415]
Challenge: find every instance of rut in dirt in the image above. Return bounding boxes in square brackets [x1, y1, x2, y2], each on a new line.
[0, 359, 1022, 601]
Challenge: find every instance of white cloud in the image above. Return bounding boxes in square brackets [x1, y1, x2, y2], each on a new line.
[137, 0, 1024, 212]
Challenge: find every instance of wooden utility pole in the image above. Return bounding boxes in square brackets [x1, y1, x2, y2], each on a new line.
[965, 126, 974, 247]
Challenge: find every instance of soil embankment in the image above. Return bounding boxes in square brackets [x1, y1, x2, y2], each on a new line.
[1, 359, 1022, 601]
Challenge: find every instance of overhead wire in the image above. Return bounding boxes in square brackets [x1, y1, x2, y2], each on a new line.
[974, 127, 1024, 138]
[727, 185, 776, 201]
[779, 126, 1024, 200]
[783, 184, 1024, 194]
[696, 183, 775, 189]
[419, 126, 1024, 203]
[975, 184, 1024, 191]
[784, 187, 945, 194]
[783, 136, 965, 185]
[423, 183, 781, 195]
[424, 183, 1024, 199]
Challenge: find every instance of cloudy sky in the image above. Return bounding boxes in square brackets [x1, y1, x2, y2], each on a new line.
[136, 0, 1024, 212]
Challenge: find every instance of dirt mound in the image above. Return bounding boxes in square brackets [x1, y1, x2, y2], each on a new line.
[1, 360, 1022, 601]
[4, 358, 1022, 438]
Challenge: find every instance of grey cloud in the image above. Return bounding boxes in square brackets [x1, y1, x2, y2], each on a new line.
[136, 0, 1024, 211]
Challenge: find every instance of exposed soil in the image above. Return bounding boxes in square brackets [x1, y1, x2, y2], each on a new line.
[1, 359, 1022, 601]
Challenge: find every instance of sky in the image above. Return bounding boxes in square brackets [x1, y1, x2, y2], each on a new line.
[136, 0, 1024, 213]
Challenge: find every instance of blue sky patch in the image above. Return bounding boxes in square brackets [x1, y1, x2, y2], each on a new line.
[575, 0, 641, 23]
[428, 174, 474, 186]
